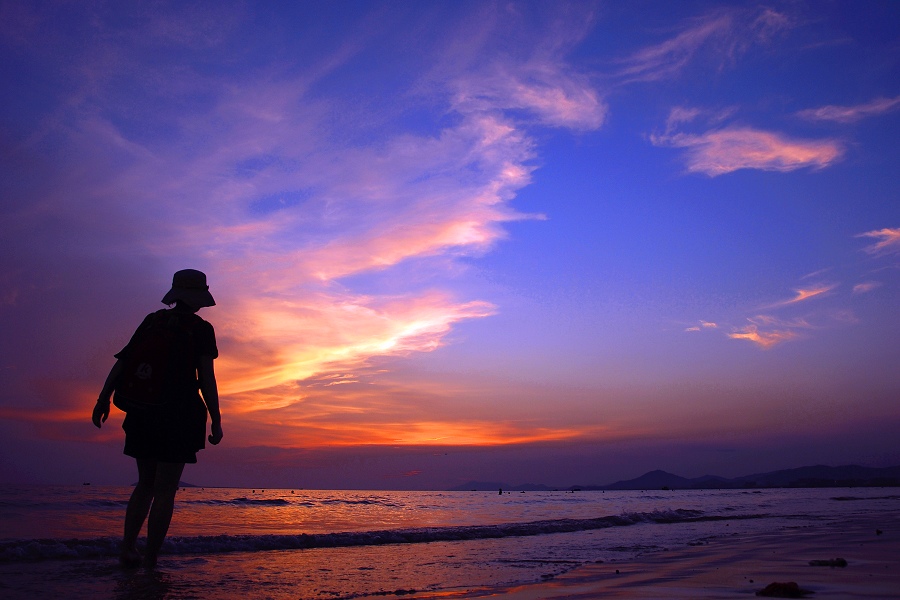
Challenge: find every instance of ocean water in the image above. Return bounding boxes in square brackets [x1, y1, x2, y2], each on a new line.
[1, 485, 898, 599]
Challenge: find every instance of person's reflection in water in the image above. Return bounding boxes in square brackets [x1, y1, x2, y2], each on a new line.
[115, 568, 171, 600]
[93, 269, 223, 569]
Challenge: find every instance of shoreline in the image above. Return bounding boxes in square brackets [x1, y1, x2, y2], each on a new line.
[417, 512, 900, 599]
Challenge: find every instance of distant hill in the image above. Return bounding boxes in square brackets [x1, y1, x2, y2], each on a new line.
[576, 464, 900, 491]
[585, 470, 734, 491]
[448, 464, 900, 492]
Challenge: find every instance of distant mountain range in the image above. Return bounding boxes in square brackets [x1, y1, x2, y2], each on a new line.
[449, 464, 900, 492]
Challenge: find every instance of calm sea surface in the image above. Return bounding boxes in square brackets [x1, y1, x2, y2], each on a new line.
[1, 485, 898, 599]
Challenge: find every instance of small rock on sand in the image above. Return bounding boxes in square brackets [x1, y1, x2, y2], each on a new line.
[808, 557, 847, 567]
[755, 581, 813, 597]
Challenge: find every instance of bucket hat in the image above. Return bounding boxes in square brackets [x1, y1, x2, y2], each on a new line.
[161, 269, 216, 309]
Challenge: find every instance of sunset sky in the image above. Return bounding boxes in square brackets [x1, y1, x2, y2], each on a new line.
[1, 1, 898, 490]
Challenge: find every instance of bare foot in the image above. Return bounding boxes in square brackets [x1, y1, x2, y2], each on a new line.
[142, 553, 158, 569]
[119, 547, 142, 568]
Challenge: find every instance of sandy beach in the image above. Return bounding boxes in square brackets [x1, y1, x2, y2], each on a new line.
[419, 512, 900, 599]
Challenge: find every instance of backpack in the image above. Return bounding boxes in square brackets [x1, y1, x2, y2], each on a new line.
[113, 310, 199, 412]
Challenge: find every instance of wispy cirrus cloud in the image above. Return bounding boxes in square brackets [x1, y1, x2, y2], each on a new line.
[651, 127, 843, 176]
[798, 95, 900, 123]
[2, 1, 609, 445]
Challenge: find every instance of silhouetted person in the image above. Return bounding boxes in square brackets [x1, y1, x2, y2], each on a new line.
[93, 269, 223, 568]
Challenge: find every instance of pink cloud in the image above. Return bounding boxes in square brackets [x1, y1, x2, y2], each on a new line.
[798, 96, 900, 123]
[616, 7, 791, 82]
[452, 66, 607, 130]
[853, 281, 881, 294]
[617, 15, 732, 82]
[652, 127, 843, 176]
[685, 320, 718, 332]
[434, 1, 605, 131]
[858, 228, 900, 255]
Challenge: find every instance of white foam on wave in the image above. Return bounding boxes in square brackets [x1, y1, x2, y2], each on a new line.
[0, 509, 768, 563]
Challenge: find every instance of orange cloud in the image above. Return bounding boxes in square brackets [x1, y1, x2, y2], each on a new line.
[728, 323, 800, 349]
[798, 95, 900, 123]
[235, 420, 607, 453]
[210, 365, 631, 449]
[652, 127, 843, 176]
[726, 313, 821, 349]
[216, 292, 495, 398]
[773, 284, 837, 307]
[221, 392, 604, 448]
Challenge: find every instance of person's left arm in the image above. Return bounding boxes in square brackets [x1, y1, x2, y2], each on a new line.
[92, 359, 124, 428]
[198, 355, 223, 445]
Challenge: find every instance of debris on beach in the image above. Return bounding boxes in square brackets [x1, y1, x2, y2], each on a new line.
[808, 558, 847, 567]
[755, 581, 813, 597]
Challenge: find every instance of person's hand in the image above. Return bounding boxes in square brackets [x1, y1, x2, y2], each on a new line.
[208, 421, 223, 445]
[92, 400, 110, 428]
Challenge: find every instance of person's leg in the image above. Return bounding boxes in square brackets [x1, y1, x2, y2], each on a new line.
[143, 461, 185, 568]
[121, 458, 156, 566]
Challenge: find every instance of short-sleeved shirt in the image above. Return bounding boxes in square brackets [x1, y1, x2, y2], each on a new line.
[115, 309, 218, 463]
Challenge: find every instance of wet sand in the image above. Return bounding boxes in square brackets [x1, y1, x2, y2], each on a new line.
[420, 511, 900, 599]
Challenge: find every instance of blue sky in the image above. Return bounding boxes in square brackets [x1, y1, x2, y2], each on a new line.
[1, 0, 898, 489]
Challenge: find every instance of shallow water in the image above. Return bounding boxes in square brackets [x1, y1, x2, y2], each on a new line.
[1, 485, 898, 599]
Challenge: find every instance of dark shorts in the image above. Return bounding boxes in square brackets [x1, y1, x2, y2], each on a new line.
[122, 397, 207, 464]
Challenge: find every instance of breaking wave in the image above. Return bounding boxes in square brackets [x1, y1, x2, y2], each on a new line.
[0, 509, 765, 563]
